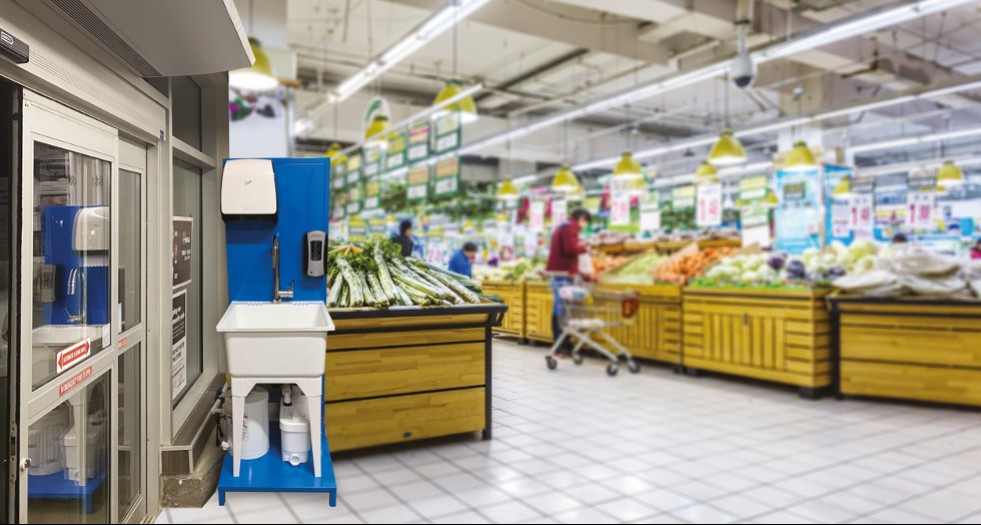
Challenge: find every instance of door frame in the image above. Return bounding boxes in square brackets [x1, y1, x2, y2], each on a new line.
[16, 89, 121, 522]
[117, 139, 148, 524]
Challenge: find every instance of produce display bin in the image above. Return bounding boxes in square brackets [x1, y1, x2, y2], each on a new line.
[682, 287, 832, 397]
[829, 298, 981, 407]
[525, 280, 555, 344]
[325, 304, 506, 452]
[595, 283, 683, 365]
[481, 280, 525, 340]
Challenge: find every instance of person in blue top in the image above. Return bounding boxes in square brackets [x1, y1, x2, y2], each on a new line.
[448, 242, 477, 277]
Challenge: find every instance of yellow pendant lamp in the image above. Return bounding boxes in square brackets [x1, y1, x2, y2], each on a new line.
[695, 160, 719, 184]
[550, 165, 580, 193]
[497, 179, 520, 202]
[613, 151, 643, 181]
[783, 140, 818, 172]
[433, 78, 478, 125]
[832, 177, 854, 199]
[365, 115, 391, 149]
[567, 183, 585, 201]
[229, 37, 279, 92]
[325, 142, 347, 166]
[627, 176, 648, 196]
[765, 188, 779, 207]
[708, 129, 746, 167]
[937, 160, 965, 187]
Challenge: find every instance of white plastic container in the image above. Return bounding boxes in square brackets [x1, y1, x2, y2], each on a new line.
[63, 411, 106, 484]
[226, 388, 270, 459]
[28, 403, 69, 476]
[280, 414, 310, 466]
[279, 386, 310, 466]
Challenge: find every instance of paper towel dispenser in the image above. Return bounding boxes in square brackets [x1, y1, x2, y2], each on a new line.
[73, 206, 110, 251]
[221, 159, 278, 221]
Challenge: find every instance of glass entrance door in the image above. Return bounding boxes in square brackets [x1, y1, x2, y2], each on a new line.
[15, 90, 146, 524]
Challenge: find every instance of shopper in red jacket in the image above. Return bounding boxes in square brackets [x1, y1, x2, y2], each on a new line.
[545, 209, 591, 349]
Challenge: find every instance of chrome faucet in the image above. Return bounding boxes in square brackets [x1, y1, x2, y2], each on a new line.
[272, 234, 294, 303]
[66, 267, 86, 324]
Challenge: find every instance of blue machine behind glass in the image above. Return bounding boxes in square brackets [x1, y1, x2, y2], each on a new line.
[42, 205, 110, 326]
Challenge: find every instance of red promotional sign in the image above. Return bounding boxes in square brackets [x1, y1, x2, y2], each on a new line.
[56, 338, 91, 373]
[59, 366, 93, 397]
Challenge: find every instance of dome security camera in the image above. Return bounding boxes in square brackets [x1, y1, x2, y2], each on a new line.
[730, 52, 755, 89]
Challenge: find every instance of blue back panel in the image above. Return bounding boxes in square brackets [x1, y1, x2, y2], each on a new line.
[223, 158, 330, 303]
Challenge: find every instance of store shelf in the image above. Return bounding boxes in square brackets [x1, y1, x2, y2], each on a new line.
[524, 281, 554, 344]
[325, 304, 506, 451]
[683, 286, 832, 395]
[830, 297, 981, 407]
[596, 283, 683, 364]
[482, 280, 526, 339]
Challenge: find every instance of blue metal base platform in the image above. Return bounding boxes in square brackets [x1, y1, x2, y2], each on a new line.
[217, 422, 337, 507]
[28, 468, 106, 514]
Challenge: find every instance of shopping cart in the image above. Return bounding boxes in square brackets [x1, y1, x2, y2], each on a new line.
[545, 281, 642, 376]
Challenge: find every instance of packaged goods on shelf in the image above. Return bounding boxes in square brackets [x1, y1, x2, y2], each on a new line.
[832, 245, 980, 300]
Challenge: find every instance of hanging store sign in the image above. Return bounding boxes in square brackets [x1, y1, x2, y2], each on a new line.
[831, 202, 851, 238]
[346, 186, 362, 215]
[408, 122, 431, 162]
[345, 153, 362, 186]
[696, 183, 722, 227]
[551, 199, 567, 229]
[610, 194, 631, 226]
[671, 185, 695, 209]
[331, 161, 346, 190]
[364, 179, 381, 212]
[433, 157, 461, 197]
[369, 218, 388, 239]
[434, 112, 461, 154]
[739, 175, 768, 202]
[851, 175, 876, 195]
[363, 146, 383, 179]
[332, 191, 348, 220]
[529, 200, 545, 232]
[908, 169, 936, 191]
[907, 191, 935, 230]
[640, 197, 661, 232]
[407, 165, 430, 202]
[851, 194, 875, 240]
[348, 216, 367, 243]
[385, 131, 408, 170]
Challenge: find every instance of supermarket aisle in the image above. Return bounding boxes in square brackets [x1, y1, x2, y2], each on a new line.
[158, 339, 981, 524]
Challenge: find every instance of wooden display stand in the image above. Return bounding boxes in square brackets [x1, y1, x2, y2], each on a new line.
[595, 283, 683, 365]
[830, 298, 981, 407]
[525, 280, 554, 344]
[324, 304, 506, 452]
[682, 287, 832, 397]
[481, 280, 526, 340]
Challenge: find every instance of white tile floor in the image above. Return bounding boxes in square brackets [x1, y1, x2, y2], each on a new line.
[156, 339, 981, 524]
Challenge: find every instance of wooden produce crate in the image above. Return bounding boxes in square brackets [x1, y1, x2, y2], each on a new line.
[830, 298, 981, 407]
[683, 287, 832, 397]
[325, 304, 506, 452]
[595, 283, 683, 365]
[525, 280, 554, 344]
[481, 280, 526, 339]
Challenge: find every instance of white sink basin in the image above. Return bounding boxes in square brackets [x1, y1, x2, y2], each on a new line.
[216, 302, 334, 378]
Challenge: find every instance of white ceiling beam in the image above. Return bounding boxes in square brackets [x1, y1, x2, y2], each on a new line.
[385, 0, 673, 65]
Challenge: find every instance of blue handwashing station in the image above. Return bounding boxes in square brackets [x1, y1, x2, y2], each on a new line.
[215, 158, 337, 506]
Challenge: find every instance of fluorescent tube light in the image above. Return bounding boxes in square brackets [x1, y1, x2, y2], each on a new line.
[331, 0, 492, 104]
[460, 0, 975, 156]
[849, 126, 981, 154]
